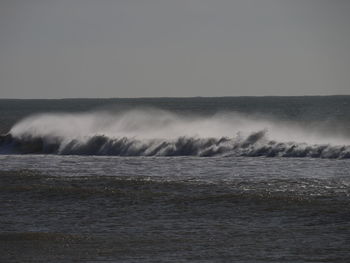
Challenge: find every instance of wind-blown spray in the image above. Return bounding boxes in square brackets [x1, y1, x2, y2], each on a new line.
[1, 109, 349, 158]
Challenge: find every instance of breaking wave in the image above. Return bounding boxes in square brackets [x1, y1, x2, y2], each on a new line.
[1, 109, 350, 158]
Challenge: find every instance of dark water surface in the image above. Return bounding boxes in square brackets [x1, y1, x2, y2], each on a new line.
[1, 156, 350, 262]
[0, 97, 350, 262]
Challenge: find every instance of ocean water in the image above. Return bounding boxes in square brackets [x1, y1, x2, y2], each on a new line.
[0, 97, 350, 262]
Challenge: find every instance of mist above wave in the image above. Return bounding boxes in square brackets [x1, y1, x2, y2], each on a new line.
[2, 109, 350, 158]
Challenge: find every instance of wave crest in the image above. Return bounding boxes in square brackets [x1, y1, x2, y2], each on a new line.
[1, 110, 350, 158]
[1, 132, 350, 158]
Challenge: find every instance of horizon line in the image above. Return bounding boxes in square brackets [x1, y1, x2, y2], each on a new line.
[1, 94, 350, 100]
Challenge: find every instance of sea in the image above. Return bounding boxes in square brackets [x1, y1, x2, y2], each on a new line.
[0, 96, 349, 262]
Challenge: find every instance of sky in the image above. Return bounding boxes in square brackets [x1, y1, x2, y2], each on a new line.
[0, 0, 349, 98]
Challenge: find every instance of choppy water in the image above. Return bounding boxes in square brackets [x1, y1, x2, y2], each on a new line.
[0, 97, 350, 262]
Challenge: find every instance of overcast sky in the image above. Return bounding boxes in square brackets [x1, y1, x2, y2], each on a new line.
[0, 0, 349, 98]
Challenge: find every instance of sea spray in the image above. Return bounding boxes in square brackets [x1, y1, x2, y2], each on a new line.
[1, 109, 350, 158]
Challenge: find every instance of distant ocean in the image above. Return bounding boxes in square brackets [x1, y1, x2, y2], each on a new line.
[1, 96, 349, 262]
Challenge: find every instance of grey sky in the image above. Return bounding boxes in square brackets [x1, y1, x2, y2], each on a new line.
[0, 0, 349, 98]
